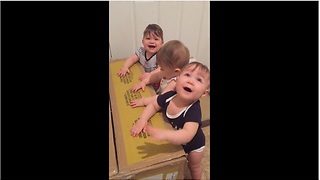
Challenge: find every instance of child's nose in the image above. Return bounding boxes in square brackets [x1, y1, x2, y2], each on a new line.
[187, 78, 194, 85]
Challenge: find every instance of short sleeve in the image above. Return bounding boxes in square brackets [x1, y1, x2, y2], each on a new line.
[157, 91, 176, 108]
[134, 47, 144, 57]
[183, 101, 202, 124]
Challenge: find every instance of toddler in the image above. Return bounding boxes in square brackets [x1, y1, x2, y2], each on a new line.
[130, 40, 190, 107]
[117, 24, 163, 81]
[131, 62, 210, 180]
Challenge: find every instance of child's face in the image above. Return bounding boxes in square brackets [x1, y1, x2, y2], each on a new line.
[176, 65, 210, 101]
[142, 33, 163, 54]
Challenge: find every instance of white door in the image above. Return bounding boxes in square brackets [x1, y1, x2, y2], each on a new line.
[109, 1, 210, 69]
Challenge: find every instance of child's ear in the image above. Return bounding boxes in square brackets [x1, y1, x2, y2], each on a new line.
[201, 89, 210, 98]
[174, 68, 181, 73]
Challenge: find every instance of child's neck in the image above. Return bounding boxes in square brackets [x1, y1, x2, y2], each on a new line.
[172, 94, 194, 108]
[145, 51, 154, 59]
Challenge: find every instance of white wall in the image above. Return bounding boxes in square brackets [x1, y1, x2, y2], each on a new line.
[109, 1, 210, 68]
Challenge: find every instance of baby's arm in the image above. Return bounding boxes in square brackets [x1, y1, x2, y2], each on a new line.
[117, 54, 139, 77]
[130, 98, 161, 137]
[138, 72, 150, 81]
[145, 122, 199, 145]
[129, 96, 157, 108]
[131, 69, 162, 92]
[139, 66, 161, 81]
[130, 79, 176, 108]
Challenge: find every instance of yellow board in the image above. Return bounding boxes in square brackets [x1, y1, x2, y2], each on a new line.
[109, 59, 184, 170]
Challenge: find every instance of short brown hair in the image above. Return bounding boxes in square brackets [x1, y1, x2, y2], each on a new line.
[157, 40, 190, 69]
[143, 24, 164, 41]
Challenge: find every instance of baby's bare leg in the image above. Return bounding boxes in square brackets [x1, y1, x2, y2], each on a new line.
[187, 150, 205, 180]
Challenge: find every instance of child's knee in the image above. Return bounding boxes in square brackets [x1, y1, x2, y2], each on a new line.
[188, 161, 201, 169]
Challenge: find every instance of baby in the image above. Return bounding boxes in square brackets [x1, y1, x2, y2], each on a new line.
[130, 40, 190, 107]
[131, 61, 210, 180]
[117, 24, 164, 83]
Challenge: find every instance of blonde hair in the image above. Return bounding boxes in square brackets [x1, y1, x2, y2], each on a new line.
[156, 40, 190, 69]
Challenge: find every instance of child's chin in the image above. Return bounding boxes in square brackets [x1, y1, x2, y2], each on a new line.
[148, 49, 156, 53]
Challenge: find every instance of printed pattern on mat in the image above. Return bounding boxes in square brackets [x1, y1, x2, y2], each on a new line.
[109, 60, 182, 165]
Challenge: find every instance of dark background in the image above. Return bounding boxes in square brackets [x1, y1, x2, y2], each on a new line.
[1, 1, 318, 180]
[211, 2, 318, 180]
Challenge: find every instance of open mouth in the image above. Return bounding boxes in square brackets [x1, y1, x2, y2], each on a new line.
[183, 87, 192, 92]
[148, 45, 156, 49]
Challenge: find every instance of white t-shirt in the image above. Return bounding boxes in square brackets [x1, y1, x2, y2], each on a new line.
[135, 47, 158, 73]
[156, 76, 177, 94]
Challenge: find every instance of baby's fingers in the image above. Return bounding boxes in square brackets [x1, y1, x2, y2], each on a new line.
[129, 101, 138, 108]
[130, 124, 143, 137]
[131, 85, 141, 92]
[117, 71, 123, 77]
[141, 85, 146, 92]
[117, 70, 126, 77]
[130, 127, 139, 137]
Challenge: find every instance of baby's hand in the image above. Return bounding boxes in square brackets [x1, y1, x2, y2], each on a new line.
[129, 98, 145, 108]
[131, 81, 146, 92]
[130, 120, 147, 137]
[144, 124, 165, 142]
[139, 72, 150, 81]
[117, 67, 130, 77]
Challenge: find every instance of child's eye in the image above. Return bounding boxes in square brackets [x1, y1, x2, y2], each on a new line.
[146, 38, 150, 40]
[184, 73, 190, 77]
[197, 78, 203, 83]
